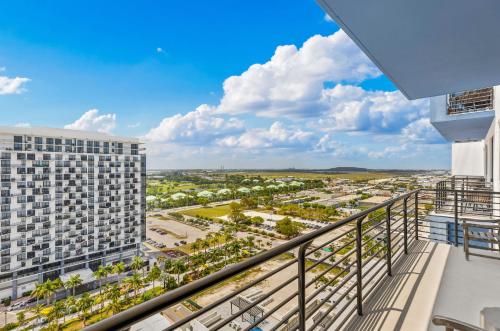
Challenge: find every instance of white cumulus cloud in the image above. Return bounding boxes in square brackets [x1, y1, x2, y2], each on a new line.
[144, 104, 244, 144]
[216, 122, 314, 149]
[0, 75, 30, 95]
[217, 30, 380, 118]
[368, 144, 409, 159]
[141, 29, 447, 168]
[317, 84, 429, 133]
[64, 109, 116, 133]
[401, 118, 445, 144]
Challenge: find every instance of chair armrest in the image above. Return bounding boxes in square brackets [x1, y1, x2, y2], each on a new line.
[466, 224, 500, 230]
[432, 315, 486, 331]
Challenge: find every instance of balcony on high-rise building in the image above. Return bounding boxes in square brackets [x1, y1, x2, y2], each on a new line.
[83, 186, 500, 331]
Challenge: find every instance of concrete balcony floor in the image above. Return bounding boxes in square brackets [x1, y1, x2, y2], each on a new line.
[345, 240, 500, 330]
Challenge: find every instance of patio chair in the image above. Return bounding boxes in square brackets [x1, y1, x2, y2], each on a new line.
[463, 220, 500, 261]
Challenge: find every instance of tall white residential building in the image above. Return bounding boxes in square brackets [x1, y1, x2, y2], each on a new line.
[0, 126, 146, 299]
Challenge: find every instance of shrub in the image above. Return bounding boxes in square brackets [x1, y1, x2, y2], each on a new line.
[1, 323, 18, 331]
[22, 290, 32, 297]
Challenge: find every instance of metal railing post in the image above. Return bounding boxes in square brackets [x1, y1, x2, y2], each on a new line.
[386, 204, 392, 277]
[415, 192, 419, 240]
[454, 190, 459, 246]
[298, 241, 312, 331]
[355, 216, 365, 316]
[403, 197, 408, 255]
[461, 182, 465, 214]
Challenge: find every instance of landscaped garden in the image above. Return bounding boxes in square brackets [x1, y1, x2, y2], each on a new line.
[145, 173, 324, 211]
[2, 229, 264, 331]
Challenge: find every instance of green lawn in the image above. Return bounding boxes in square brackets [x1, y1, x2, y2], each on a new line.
[181, 205, 232, 218]
[147, 180, 199, 194]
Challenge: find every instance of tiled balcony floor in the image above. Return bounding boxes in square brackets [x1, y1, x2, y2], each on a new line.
[345, 239, 500, 330]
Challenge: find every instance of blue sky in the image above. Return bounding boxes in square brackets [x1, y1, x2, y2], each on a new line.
[0, 1, 449, 169]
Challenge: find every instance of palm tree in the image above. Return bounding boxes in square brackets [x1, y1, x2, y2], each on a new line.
[65, 274, 83, 297]
[201, 239, 210, 253]
[172, 260, 187, 284]
[40, 279, 59, 305]
[159, 272, 177, 290]
[76, 293, 94, 326]
[94, 267, 106, 296]
[163, 258, 173, 273]
[231, 241, 242, 258]
[123, 273, 143, 298]
[104, 264, 113, 277]
[32, 283, 47, 305]
[30, 304, 44, 327]
[246, 236, 255, 249]
[223, 232, 233, 245]
[212, 234, 221, 249]
[2, 297, 11, 326]
[131, 256, 145, 277]
[190, 241, 200, 254]
[105, 284, 121, 303]
[16, 311, 27, 329]
[165, 274, 178, 290]
[64, 296, 76, 320]
[112, 262, 125, 284]
[49, 300, 65, 329]
[109, 299, 122, 315]
[53, 277, 64, 290]
[148, 265, 161, 290]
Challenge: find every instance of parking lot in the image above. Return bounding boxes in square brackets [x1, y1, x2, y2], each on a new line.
[146, 217, 212, 250]
[242, 211, 325, 230]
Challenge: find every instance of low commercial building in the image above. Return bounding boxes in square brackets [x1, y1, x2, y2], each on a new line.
[359, 195, 390, 208]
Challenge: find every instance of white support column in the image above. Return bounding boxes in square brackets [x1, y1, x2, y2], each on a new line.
[492, 86, 500, 217]
[493, 87, 500, 192]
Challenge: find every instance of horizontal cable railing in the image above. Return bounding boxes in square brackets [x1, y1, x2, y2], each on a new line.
[436, 176, 493, 192]
[84, 191, 419, 331]
[418, 188, 500, 248]
[83, 188, 500, 331]
[447, 87, 494, 115]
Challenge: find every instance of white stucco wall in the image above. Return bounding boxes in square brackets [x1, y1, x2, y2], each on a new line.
[451, 141, 485, 176]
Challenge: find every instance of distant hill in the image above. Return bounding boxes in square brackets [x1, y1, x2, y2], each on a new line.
[323, 167, 369, 172]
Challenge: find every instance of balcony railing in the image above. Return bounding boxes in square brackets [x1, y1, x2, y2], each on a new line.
[83, 188, 499, 331]
[447, 87, 494, 115]
[435, 176, 494, 218]
[84, 191, 419, 331]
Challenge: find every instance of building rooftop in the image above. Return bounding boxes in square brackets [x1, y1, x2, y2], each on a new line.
[0, 125, 140, 143]
[129, 313, 171, 331]
[359, 195, 389, 204]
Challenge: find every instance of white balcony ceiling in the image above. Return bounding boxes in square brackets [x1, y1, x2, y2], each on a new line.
[317, 0, 500, 100]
